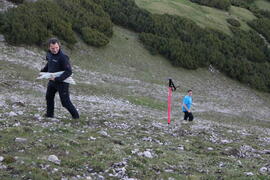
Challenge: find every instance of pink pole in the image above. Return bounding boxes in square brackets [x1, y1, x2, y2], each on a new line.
[168, 87, 172, 124]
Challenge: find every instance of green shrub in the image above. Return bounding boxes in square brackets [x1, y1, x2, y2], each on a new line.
[0, 0, 113, 47]
[98, 0, 270, 92]
[55, 0, 113, 45]
[96, 0, 151, 32]
[81, 27, 109, 47]
[258, 10, 270, 19]
[7, 0, 24, 4]
[230, 0, 255, 8]
[248, 18, 270, 43]
[1, 0, 76, 45]
[190, 0, 231, 10]
[0, 13, 4, 33]
[226, 18, 241, 27]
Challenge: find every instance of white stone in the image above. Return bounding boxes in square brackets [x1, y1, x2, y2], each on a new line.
[244, 172, 254, 176]
[98, 130, 110, 137]
[0, 164, 7, 169]
[89, 136, 96, 140]
[220, 139, 230, 144]
[0, 156, 4, 162]
[48, 155, 61, 165]
[143, 151, 153, 158]
[97, 175, 105, 180]
[15, 137, 27, 143]
[13, 122, 21, 127]
[237, 160, 242, 166]
[259, 167, 268, 174]
[131, 149, 139, 154]
[207, 147, 214, 151]
[52, 168, 59, 173]
[9, 111, 17, 117]
[17, 111, 24, 115]
[219, 162, 225, 168]
[178, 145, 184, 150]
[164, 169, 174, 172]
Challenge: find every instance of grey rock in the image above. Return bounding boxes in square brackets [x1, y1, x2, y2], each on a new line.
[142, 137, 152, 142]
[98, 130, 110, 137]
[178, 145, 184, 150]
[13, 122, 21, 127]
[220, 139, 231, 144]
[17, 111, 24, 115]
[259, 167, 268, 174]
[262, 150, 270, 154]
[219, 162, 225, 168]
[244, 172, 254, 176]
[9, 111, 17, 117]
[143, 151, 153, 158]
[237, 160, 242, 166]
[0, 164, 7, 169]
[88, 136, 96, 141]
[131, 149, 139, 154]
[97, 175, 105, 180]
[48, 155, 61, 165]
[164, 169, 174, 172]
[15, 137, 27, 143]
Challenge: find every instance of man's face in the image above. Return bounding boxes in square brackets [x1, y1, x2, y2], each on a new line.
[49, 43, 60, 54]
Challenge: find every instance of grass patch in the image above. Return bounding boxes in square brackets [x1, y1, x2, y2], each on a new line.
[134, 0, 256, 34]
[126, 95, 166, 110]
[0, 60, 37, 82]
[198, 111, 270, 129]
[255, 0, 270, 11]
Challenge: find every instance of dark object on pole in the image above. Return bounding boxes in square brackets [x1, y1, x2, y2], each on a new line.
[168, 78, 176, 91]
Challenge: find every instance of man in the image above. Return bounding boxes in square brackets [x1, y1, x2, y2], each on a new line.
[41, 38, 79, 119]
[182, 89, 193, 121]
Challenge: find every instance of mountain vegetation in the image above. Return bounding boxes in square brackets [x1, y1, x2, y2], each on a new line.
[0, 0, 270, 92]
[97, 0, 270, 92]
[190, 0, 231, 10]
[0, 0, 112, 46]
[0, 1, 270, 179]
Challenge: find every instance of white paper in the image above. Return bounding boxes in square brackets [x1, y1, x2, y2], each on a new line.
[37, 71, 76, 85]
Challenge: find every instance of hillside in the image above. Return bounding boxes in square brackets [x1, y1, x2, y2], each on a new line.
[134, 0, 256, 34]
[0, 0, 270, 179]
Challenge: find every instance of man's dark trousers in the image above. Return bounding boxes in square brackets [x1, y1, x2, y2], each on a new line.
[46, 81, 79, 119]
[184, 111, 193, 121]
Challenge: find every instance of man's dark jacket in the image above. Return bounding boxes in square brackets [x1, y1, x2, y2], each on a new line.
[41, 49, 72, 82]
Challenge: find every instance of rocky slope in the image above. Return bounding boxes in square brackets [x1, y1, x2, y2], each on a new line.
[0, 1, 270, 179]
